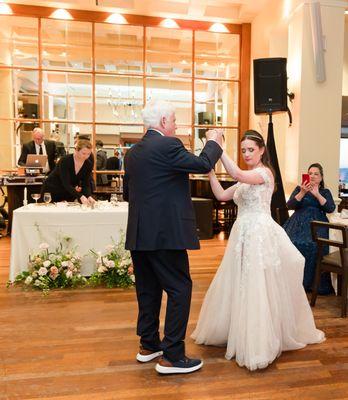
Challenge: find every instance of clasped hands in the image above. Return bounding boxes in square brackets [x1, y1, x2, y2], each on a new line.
[205, 128, 224, 147]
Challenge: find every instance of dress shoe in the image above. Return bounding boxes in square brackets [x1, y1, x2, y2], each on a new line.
[155, 356, 203, 374]
[136, 345, 163, 363]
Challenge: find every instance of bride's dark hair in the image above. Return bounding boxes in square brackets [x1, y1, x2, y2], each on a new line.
[241, 130, 275, 178]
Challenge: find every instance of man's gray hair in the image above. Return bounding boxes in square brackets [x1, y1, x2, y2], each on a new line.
[141, 100, 175, 129]
[33, 127, 43, 135]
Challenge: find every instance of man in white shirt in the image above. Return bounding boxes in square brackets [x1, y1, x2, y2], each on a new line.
[18, 128, 57, 173]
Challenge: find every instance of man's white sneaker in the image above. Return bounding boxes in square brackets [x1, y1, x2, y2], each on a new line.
[136, 346, 163, 363]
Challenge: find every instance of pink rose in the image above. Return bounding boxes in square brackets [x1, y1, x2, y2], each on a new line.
[49, 266, 59, 280]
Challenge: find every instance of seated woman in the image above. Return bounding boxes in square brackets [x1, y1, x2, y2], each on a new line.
[41, 139, 95, 206]
[283, 163, 335, 295]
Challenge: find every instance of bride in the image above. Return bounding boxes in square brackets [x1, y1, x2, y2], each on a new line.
[191, 130, 325, 371]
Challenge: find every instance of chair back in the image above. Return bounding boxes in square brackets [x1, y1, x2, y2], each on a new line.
[311, 221, 348, 249]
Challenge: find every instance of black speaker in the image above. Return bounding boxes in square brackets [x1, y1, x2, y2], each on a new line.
[198, 111, 215, 139]
[253, 58, 287, 114]
[192, 197, 213, 240]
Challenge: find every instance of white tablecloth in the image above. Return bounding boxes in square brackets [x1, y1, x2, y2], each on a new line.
[328, 213, 348, 243]
[327, 213, 348, 294]
[10, 202, 129, 280]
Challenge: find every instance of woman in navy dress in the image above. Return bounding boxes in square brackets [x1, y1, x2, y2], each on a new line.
[283, 163, 336, 295]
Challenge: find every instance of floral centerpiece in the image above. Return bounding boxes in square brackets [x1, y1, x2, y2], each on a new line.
[89, 235, 135, 288]
[8, 236, 87, 293]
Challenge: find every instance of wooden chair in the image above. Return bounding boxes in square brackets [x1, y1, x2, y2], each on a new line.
[310, 221, 348, 317]
[213, 199, 237, 233]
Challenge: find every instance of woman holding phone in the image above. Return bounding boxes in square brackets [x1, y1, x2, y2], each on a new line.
[283, 163, 335, 295]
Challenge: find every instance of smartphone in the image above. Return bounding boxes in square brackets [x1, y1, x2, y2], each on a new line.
[302, 173, 310, 185]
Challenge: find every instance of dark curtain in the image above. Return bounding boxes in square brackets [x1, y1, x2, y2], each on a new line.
[267, 118, 289, 225]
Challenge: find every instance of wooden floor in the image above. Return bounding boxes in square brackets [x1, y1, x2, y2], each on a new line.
[0, 234, 347, 400]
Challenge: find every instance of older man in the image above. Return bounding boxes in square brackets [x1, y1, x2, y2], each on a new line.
[123, 100, 223, 375]
[18, 127, 57, 173]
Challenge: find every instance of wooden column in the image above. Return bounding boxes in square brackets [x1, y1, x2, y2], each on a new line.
[239, 23, 251, 168]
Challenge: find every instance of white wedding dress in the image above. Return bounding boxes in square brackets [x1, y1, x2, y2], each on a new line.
[191, 167, 325, 371]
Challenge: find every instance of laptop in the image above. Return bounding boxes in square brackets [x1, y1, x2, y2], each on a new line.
[25, 154, 48, 168]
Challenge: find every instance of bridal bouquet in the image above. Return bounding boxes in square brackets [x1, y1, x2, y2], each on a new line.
[89, 235, 135, 289]
[8, 237, 87, 293]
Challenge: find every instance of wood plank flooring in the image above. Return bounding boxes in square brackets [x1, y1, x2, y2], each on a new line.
[0, 234, 347, 400]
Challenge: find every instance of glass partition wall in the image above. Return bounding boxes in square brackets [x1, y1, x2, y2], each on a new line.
[0, 13, 244, 174]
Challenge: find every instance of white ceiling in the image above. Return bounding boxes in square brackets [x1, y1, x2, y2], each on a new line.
[6, 0, 273, 23]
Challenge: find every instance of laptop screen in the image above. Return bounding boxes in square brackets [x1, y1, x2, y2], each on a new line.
[25, 154, 48, 168]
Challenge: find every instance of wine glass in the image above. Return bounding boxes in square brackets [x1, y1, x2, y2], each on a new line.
[43, 192, 52, 204]
[110, 193, 118, 206]
[31, 193, 41, 204]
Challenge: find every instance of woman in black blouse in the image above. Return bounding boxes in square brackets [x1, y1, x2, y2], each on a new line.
[41, 139, 96, 206]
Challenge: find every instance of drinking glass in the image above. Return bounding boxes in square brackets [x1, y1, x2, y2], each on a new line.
[43, 192, 52, 204]
[31, 193, 41, 204]
[110, 193, 118, 206]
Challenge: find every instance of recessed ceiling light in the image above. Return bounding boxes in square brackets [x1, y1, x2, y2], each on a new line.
[209, 23, 229, 33]
[160, 19, 179, 29]
[0, 3, 12, 15]
[105, 13, 127, 24]
[50, 9, 73, 20]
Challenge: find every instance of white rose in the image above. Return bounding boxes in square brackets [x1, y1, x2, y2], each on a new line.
[38, 267, 48, 276]
[24, 276, 33, 285]
[66, 270, 73, 278]
[61, 261, 69, 267]
[34, 279, 41, 286]
[43, 260, 51, 268]
[102, 257, 109, 265]
[107, 260, 115, 269]
[39, 243, 50, 250]
[97, 266, 107, 273]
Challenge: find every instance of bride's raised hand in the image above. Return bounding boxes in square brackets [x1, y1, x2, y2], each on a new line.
[205, 129, 217, 141]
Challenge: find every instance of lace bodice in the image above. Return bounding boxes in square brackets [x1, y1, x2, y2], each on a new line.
[233, 167, 273, 217]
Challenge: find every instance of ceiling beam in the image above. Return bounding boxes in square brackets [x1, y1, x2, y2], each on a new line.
[8, 3, 242, 33]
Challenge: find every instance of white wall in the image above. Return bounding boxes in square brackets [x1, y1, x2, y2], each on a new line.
[250, 0, 292, 185]
[343, 18, 348, 95]
[250, 0, 345, 198]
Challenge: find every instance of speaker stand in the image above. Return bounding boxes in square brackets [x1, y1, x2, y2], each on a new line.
[267, 112, 289, 225]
